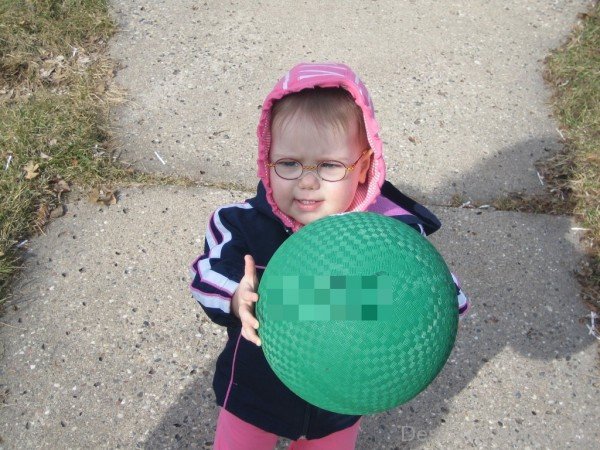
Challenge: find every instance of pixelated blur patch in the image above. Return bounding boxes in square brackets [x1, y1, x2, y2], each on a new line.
[261, 275, 394, 321]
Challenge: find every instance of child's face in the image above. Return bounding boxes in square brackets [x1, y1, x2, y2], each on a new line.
[269, 114, 370, 226]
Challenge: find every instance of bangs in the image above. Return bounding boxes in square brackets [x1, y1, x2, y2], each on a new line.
[271, 88, 368, 145]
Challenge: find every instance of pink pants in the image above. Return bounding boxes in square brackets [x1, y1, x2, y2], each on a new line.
[213, 407, 361, 450]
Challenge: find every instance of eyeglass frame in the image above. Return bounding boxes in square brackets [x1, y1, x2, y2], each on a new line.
[266, 148, 372, 182]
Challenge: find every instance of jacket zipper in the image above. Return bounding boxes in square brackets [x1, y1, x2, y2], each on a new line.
[299, 404, 311, 439]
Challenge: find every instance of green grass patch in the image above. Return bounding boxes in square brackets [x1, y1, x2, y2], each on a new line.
[0, 0, 115, 85]
[544, 3, 600, 310]
[0, 1, 147, 303]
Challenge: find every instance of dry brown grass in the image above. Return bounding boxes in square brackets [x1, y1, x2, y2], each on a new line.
[495, 3, 599, 310]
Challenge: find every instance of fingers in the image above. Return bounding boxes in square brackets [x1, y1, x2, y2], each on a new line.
[239, 303, 259, 330]
[238, 255, 261, 346]
[244, 254, 257, 282]
[240, 307, 261, 346]
[241, 324, 262, 347]
[243, 291, 259, 303]
[238, 294, 261, 346]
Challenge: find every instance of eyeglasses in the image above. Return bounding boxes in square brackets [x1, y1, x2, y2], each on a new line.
[267, 149, 371, 182]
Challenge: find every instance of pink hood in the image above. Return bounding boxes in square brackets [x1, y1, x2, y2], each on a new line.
[257, 62, 386, 231]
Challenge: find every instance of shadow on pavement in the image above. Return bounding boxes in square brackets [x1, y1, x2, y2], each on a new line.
[144, 373, 220, 449]
[386, 137, 562, 206]
[145, 138, 594, 449]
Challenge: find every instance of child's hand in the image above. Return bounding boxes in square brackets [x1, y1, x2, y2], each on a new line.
[231, 255, 262, 346]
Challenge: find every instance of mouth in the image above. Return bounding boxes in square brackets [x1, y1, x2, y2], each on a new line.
[294, 199, 323, 211]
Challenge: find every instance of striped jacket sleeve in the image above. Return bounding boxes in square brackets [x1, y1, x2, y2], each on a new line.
[189, 204, 252, 327]
[452, 273, 470, 317]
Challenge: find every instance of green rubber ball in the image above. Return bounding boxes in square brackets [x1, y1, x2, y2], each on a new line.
[256, 212, 458, 415]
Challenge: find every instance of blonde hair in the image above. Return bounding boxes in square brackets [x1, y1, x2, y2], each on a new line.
[271, 87, 368, 147]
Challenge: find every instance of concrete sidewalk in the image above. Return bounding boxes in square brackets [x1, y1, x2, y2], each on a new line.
[0, 187, 596, 448]
[108, 0, 588, 204]
[1, 0, 598, 448]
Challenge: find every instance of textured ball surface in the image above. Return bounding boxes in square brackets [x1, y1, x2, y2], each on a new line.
[256, 212, 458, 415]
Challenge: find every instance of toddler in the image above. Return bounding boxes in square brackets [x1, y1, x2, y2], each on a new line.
[190, 62, 469, 449]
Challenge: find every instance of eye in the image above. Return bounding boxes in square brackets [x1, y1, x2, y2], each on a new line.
[320, 161, 346, 169]
[276, 159, 301, 168]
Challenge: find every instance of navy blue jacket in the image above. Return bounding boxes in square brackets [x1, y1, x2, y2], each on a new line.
[190, 181, 468, 440]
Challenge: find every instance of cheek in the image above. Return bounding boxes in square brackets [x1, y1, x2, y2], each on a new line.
[270, 176, 290, 204]
[345, 174, 364, 205]
[330, 181, 359, 210]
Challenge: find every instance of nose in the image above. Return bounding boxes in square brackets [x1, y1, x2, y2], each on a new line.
[297, 170, 320, 189]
